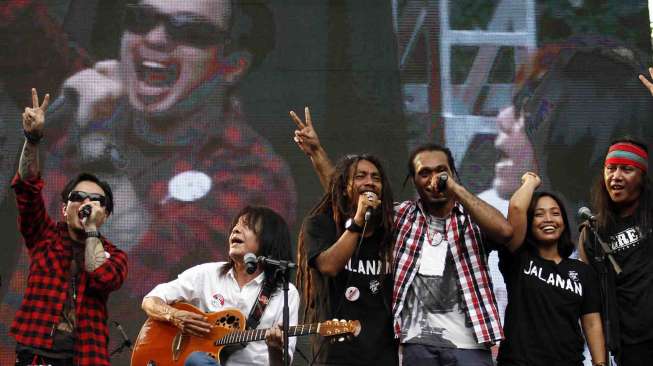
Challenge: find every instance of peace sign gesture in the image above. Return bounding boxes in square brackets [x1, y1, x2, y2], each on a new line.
[290, 106, 322, 156]
[22, 88, 50, 139]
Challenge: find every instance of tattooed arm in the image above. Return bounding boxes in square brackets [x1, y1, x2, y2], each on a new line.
[18, 88, 49, 179]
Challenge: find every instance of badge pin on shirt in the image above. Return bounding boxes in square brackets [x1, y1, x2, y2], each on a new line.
[345, 286, 360, 302]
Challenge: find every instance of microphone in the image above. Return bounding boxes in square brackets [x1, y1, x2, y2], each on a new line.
[578, 207, 597, 222]
[258, 255, 297, 269]
[113, 321, 132, 350]
[78, 205, 92, 221]
[437, 174, 448, 192]
[244, 253, 258, 274]
[364, 192, 378, 222]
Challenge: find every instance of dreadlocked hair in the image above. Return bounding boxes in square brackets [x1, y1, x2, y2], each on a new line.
[296, 154, 395, 354]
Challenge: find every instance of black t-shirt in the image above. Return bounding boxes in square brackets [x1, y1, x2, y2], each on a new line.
[605, 215, 653, 344]
[497, 245, 600, 366]
[304, 211, 398, 366]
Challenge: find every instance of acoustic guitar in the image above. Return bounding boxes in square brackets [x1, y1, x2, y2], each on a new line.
[130, 302, 361, 366]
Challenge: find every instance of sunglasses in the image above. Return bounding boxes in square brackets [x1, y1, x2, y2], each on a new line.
[68, 191, 107, 207]
[124, 4, 230, 48]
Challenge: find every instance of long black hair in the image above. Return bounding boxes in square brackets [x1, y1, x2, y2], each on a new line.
[296, 154, 395, 340]
[525, 191, 574, 258]
[591, 138, 653, 235]
[222, 205, 292, 290]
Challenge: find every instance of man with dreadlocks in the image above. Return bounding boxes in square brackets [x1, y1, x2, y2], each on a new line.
[579, 137, 653, 366]
[296, 152, 399, 365]
[291, 108, 513, 365]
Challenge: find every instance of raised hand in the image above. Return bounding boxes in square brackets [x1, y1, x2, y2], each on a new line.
[22, 88, 50, 139]
[520, 171, 541, 188]
[290, 106, 322, 156]
[638, 67, 653, 96]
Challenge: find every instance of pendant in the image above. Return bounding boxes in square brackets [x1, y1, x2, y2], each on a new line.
[430, 231, 443, 246]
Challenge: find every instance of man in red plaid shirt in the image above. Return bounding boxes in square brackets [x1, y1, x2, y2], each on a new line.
[11, 88, 127, 366]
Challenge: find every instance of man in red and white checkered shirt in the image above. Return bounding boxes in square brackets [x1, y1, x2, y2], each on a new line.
[10, 88, 127, 366]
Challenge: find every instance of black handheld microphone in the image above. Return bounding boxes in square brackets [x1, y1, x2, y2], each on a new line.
[78, 205, 92, 221]
[364, 192, 378, 222]
[437, 174, 448, 192]
[244, 253, 258, 274]
[578, 207, 597, 222]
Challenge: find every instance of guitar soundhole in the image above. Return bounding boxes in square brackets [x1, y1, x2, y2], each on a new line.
[216, 313, 240, 329]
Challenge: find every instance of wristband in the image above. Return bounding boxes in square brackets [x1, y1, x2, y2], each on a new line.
[85, 230, 100, 238]
[24, 130, 43, 144]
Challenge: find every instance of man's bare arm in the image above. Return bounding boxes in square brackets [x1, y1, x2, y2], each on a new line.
[450, 178, 513, 244]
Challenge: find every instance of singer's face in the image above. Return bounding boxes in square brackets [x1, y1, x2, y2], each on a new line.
[62, 181, 108, 231]
[413, 151, 452, 205]
[531, 196, 564, 246]
[604, 163, 643, 212]
[228, 214, 260, 260]
[120, 0, 232, 114]
[346, 159, 383, 209]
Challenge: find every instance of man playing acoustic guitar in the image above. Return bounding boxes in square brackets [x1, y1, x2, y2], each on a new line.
[140, 205, 299, 366]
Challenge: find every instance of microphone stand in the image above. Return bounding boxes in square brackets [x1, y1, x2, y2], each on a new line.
[267, 258, 296, 366]
[109, 339, 132, 357]
[584, 219, 619, 365]
[109, 321, 133, 358]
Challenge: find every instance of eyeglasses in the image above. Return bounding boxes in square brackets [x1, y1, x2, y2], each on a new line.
[68, 191, 107, 207]
[123, 4, 230, 48]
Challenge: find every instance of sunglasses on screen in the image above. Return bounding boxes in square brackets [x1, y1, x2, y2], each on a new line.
[68, 191, 107, 207]
[124, 4, 230, 48]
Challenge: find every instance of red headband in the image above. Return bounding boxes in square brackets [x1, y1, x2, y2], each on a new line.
[605, 143, 648, 172]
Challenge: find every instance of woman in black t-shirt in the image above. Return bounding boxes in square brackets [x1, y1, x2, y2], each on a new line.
[497, 172, 606, 366]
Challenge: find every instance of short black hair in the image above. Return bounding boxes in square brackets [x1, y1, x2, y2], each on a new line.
[404, 143, 459, 186]
[526, 191, 574, 258]
[60, 173, 114, 215]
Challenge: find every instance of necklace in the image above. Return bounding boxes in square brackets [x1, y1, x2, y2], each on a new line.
[425, 215, 445, 246]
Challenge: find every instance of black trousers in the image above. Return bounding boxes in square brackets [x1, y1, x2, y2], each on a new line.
[617, 339, 653, 366]
[15, 350, 73, 366]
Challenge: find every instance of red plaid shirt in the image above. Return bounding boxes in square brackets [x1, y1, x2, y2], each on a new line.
[10, 173, 127, 366]
[392, 200, 503, 344]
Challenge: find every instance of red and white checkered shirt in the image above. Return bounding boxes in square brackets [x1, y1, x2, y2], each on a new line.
[10, 173, 128, 366]
[391, 200, 503, 344]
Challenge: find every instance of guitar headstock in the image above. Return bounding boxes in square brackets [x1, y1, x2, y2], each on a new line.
[317, 319, 361, 338]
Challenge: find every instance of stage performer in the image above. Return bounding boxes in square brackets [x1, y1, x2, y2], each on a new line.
[498, 172, 605, 366]
[291, 108, 512, 365]
[141, 205, 299, 366]
[11, 88, 127, 366]
[296, 153, 398, 365]
[579, 138, 653, 366]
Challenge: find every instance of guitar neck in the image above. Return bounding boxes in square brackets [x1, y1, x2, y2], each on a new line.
[216, 323, 321, 345]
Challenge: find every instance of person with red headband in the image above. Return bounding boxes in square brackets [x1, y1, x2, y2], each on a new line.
[579, 138, 653, 366]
